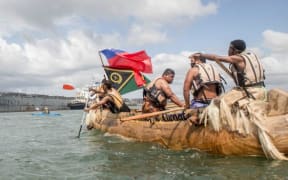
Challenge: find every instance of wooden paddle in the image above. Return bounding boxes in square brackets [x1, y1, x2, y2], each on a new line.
[166, 103, 182, 109]
[77, 98, 89, 138]
[120, 107, 184, 122]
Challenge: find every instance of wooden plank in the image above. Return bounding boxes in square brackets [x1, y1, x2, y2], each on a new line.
[120, 107, 184, 122]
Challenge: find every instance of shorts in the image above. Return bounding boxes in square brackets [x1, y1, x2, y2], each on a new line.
[190, 99, 209, 108]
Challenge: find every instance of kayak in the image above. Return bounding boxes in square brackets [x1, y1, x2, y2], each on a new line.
[32, 112, 61, 116]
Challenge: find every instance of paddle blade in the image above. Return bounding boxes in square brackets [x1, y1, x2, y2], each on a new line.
[63, 84, 75, 90]
[77, 124, 82, 138]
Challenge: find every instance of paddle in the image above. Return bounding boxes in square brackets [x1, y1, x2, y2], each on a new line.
[166, 103, 184, 109]
[120, 107, 184, 122]
[77, 97, 89, 138]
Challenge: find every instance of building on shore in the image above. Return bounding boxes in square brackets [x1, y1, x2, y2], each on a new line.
[0, 92, 74, 112]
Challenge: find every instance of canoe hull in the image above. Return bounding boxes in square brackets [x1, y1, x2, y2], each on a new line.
[86, 88, 288, 158]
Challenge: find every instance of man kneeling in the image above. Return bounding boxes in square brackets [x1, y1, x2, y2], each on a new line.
[84, 80, 130, 113]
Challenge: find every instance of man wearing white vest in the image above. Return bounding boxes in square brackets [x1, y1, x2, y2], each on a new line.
[190, 39, 266, 124]
[183, 55, 223, 109]
[191, 39, 265, 99]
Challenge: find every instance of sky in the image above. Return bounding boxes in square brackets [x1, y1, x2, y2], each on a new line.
[0, 0, 287, 99]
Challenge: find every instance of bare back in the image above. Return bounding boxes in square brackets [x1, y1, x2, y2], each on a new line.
[195, 84, 218, 100]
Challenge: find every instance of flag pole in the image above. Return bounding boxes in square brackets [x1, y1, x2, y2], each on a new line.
[98, 50, 105, 66]
[98, 50, 108, 81]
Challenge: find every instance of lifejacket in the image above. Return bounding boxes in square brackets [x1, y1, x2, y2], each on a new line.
[230, 51, 265, 87]
[106, 88, 130, 113]
[143, 78, 168, 107]
[191, 63, 223, 97]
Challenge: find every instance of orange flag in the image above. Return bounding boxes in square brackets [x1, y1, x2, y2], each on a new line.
[63, 84, 75, 90]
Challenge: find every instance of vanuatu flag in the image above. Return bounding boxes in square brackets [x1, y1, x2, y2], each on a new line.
[103, 66, 150, 95]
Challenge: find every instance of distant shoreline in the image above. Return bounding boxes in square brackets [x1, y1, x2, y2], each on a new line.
[0, 92, 74, 113]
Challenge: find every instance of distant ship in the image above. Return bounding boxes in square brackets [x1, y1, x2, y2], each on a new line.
[67, 88, 87, 110]
[67, 98, 86, 110]
[67, 81, 100, 110]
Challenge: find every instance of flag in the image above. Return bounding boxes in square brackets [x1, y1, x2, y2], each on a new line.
[103, 66, 150, 95]
[63, 84, 75, 90]
[100, 49, 152, 73]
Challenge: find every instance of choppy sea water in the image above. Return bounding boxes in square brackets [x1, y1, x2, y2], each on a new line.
[1, 110, 288, 180]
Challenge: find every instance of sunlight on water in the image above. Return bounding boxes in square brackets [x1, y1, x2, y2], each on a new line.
[1, 110, 288, 179]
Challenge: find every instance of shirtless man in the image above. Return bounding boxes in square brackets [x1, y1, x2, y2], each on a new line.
[142, 68, 184, 113]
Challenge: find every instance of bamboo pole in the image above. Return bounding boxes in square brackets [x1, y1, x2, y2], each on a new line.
[120, 107, 184, 122]
[166, 103, 183, 109]
[98, 50, 105, 66]
[98, 50, 108, 81]
[214, 60, 237, 84]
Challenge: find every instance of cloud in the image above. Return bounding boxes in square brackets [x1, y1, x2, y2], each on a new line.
[0, 0, 217, 39]
[1, 0, 286, 98]
[261, 30, 288, 74]
[0, 0, 219, 96]
[127, 24, 168, 45]
[0, 0, 217, 27]
[152, 52, 189, 76]
[0, 30, 120, 96]
[263, 30, 288, 52]
[133, 0, 217, 24]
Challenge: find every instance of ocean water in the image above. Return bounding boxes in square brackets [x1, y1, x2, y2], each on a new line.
[1, 110, 288, 180]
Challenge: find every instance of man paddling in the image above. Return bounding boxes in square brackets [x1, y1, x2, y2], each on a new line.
[84, 80, 130, 113]
[142, 68, 184, 113]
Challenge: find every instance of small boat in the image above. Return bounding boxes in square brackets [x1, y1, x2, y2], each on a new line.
[32, 112, 61, 116]
[85, 88, 288, 160]
[67, 81, 100, 110]
[67, 101, 86, 110]
[67, 89, 87, 110]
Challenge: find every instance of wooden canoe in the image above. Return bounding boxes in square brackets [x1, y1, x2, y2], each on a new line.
[85, 88, 288, 159]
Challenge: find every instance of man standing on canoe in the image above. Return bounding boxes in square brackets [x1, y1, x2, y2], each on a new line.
[142, 68, 184, 113]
